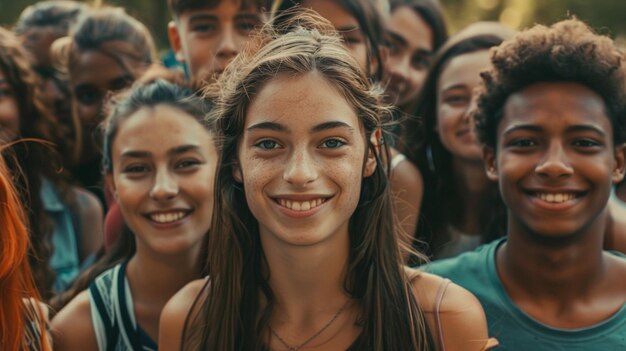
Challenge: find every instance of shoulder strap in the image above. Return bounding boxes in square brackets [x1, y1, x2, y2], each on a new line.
[433, 278, 451, 351]
[116, 260, 147, 351]
[89, 277, 119, 351]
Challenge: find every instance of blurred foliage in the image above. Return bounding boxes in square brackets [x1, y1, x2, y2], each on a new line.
[2, 0, 626, 51]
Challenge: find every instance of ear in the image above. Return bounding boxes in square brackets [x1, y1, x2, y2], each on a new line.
[483, 146, 499, 182]
[104, 174, 118, 201]
[364, 145, 377, 178]
[612, 143, 626, 184]
[167, 21, 185, 63]
[370, 128, 384, 154]
[232, 159, 243, 183]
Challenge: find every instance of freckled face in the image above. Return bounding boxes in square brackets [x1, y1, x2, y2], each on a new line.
[0, 70, 20, 144]
[437, 50, 491, 162]
[109, 105, 217, 256]
[236, 72, 375, 248]
[301, 0, 370, 74]
[485, 82, 626, 239]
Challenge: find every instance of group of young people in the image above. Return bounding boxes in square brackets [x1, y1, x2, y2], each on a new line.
[1, 0, 626, 350]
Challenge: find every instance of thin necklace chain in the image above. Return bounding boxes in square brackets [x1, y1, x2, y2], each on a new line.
[269, 300, 351, 351]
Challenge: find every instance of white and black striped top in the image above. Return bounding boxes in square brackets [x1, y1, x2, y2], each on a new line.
[89, 261, 157, 351]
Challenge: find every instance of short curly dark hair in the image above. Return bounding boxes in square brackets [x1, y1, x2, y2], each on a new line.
[475, 18, 626, 148]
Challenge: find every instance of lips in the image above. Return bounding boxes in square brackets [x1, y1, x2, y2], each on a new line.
[145, 210, 191, 224]
[271, 195, 332, 217]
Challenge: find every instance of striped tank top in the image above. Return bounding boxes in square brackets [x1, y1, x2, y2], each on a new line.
[89, 261, 157, 351]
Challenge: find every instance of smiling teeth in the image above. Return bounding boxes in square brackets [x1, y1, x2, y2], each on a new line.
[150, 211, 187, 223]
[536, 193, 576, 203]
[278, 198, 325, 211]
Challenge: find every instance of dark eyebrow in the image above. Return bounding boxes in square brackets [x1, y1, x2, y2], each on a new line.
[502, 124, 543, 137]
[167, 145, 200, 157]
[310, 121, 355, 133]
[566, 124, 606, 136]
[337, 25, 361, 34]
[120, 150, 151, 159]
[235, 13, 262, 21]
[188, 14, 217, 22]
[441, 83, 470, 94]
[247, 122, 289, 133]
[387, 31, 407, 47]
[120, 145, 200, 159]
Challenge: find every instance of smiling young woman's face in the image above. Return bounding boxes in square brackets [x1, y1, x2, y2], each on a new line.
[485, 81, 626, 239]
[109, 104, 217, 255]
[437, 50, 491, 162]
[235, 72, 375, 248]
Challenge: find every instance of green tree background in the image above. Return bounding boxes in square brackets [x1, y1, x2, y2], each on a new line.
[2, 0, 625, 52]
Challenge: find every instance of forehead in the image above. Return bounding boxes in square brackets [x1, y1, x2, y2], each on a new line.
[113, 105, 212, 152]
[245, 72, 361, 131]
[71, 50, 131, 82]
[388, 5, 433, 51]
[300, 0, 359, 28]
[177, 0, 262, 18]
[500, 81, 611, 134]
[438, 50, 491, 90]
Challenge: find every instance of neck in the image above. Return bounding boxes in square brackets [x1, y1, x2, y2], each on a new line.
[261, 228, 351, 323]
[449, 157, 494, 233]
[499, 215, 607, 302]
[127, 244, 203, 306]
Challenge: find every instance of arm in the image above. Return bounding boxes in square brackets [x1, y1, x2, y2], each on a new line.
[50, 290, 99, 351]
[73, 187, 104, 262]
[159, 279, 207, 351]
[409, 270, 492, 351]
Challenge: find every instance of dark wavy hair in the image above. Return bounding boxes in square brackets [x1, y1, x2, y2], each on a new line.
[183, 11, 433, 351]
[475, 18, 626, 148]
[14, 1, 86, 35]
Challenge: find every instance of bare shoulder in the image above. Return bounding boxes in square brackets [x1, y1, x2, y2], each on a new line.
[406, 268, 492, 351]
[159, 278, 208, 351]
[51, 290, 98, 351]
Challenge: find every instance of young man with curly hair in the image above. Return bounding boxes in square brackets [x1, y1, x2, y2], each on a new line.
[425, 18, 626, 349]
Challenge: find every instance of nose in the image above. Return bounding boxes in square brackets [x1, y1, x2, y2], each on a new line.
[388, 55, 410, 84]
[462, 93, 479, 125]
[215, 26, 238, 62]
[535, 142, 574, 178]
[283, 148, 318, 187]
[150, 167, 179, 201]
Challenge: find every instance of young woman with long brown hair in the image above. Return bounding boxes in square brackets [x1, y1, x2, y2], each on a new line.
[159, 13, 494, 351]
[51, 79, 216, 351]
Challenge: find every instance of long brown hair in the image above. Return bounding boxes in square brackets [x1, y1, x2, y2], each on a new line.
[0, 150, 49, 351]
[184, 12, 434, 351]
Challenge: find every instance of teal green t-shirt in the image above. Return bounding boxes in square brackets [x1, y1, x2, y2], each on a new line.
[424, 238, 626, 350]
